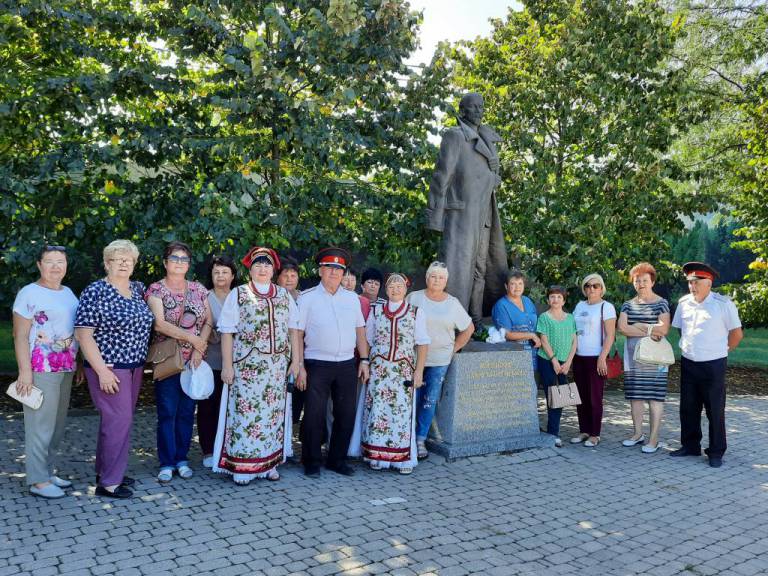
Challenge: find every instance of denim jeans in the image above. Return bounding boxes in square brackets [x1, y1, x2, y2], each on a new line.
[155, 373, 196, 469]
[415, 365, 450, 440]
[537, 355, 568, 438]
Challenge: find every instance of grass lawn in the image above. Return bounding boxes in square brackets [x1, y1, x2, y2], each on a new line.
[0, 320, 766, 373]
[614, 327, 767, 368]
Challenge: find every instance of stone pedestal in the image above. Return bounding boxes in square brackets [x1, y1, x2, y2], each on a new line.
[426, 341, 553, 459]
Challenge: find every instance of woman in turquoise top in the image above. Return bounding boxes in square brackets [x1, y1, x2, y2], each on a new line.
[536, 285, 578, 446]
[491, 269, 540, 372]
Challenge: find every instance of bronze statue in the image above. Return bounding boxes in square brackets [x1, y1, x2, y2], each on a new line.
[426, 92, 509, 327]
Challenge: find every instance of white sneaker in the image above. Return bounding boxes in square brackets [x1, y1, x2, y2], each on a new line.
[202, 455, 214, 468]
[622, 434, 646, 447]
[30, 483, 66, 499]
[49, 475, 72, 488]
[554, 437, 563, 448]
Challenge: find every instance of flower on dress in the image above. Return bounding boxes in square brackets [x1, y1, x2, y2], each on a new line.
[34, 311, 48, 325]
[31, 348, 46, 372]
[248, 424, 262, 439]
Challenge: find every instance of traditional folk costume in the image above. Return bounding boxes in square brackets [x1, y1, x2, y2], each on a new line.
[213, 277, 298, 482]
[357, 299, 430, 470]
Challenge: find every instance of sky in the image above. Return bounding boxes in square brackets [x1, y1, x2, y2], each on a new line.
[407, 0, 523, 65]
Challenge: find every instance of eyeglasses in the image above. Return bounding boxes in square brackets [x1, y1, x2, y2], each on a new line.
[109, 258, 134, 265]
[584, 283, 602, 290]
[167, 255, 191, 264]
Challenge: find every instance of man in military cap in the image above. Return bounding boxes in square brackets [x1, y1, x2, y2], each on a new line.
[670, 262, 743, 467]
[294, 247, 370, 478]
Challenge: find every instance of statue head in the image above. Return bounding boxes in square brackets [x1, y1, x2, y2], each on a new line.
[458, 92, 484, 127]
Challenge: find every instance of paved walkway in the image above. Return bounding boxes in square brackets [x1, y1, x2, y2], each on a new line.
[1, 392, 767, 576]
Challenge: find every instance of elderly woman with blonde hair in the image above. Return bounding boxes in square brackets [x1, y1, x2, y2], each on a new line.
[570, 273, 616, 448]
[407, 261, 473, 459]
[76, 240, 154, 498]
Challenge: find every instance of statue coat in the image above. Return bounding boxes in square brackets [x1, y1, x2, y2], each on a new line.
[425, 119, 509, 323]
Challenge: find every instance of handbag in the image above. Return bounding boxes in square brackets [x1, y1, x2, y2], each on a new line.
[547, 381, 582, 409]
[634, 325, 675, 366]
[601, 303, 623, 380]
[147, 287, 187, 380]
[6, 380, 44, 410]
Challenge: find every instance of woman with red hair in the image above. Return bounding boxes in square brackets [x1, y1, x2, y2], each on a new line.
[617, 262, 671, 453]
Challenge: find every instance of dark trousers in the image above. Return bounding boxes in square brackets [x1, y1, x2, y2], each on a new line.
[155, 373, 196, 469]
[302, 359, 357, 469]
[573, 355, 605, 437]
[196, 369, 225, 456]
[537, 355, 566, 437]
[292, 388, 305, 425]
[680, 356, 728, 457]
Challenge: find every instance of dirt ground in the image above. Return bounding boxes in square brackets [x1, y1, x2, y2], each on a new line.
[2, 364, 767, 413]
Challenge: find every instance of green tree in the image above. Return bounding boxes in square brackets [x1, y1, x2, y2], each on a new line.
[0, 0, 453, 308]
[449, 0, 709, 291]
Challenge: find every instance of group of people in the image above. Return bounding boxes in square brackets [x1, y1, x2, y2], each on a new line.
[491, 261, 742, 469]
[11, 240, 743, 500]
[11, 242, 474, 498]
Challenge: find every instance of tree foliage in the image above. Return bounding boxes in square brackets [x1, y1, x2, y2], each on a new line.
[0, 0, 453, 308]
[450, 0, 707, 291]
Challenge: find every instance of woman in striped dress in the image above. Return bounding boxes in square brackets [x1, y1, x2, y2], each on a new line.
[617, 262, 671, 453]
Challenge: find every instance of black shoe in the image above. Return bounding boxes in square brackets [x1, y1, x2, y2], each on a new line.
[96, 475, 135, 487]
[708, 457, 723, 468]
[95, 485, 133, 499]
[669, 447, 701, 457]
[326, 463, 355, 476]
[304, 465, 321, 478]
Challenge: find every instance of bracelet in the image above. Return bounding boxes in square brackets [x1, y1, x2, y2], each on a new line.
[359, 357, 369, 362]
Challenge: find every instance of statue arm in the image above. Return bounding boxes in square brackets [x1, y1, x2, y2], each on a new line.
[425, 131, 461, 232]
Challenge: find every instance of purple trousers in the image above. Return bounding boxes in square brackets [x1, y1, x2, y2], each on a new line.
[85, 366, 143, 486]
[573, 355, 605, 437]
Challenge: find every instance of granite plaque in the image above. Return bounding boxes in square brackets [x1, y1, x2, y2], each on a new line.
[426, 342, 553, 459]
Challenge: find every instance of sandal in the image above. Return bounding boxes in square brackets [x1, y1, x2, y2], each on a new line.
[157, 468, 173, 484]
[266, 469, 280, 481]
[570, 433, 589, 444]
[398, 467, 413, 475]
[369, 461, 384, 470]
[177, 465, 193, 479]
[584, 437, 600, 447]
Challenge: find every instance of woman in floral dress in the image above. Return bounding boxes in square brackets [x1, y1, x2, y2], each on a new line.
[213, 247, 301, 484]
[360, 273, 430, 475]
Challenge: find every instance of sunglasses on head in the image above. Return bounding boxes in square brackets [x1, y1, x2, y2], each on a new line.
[44, 245, 67, 253]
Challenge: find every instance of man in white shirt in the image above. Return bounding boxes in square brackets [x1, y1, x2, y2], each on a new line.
[670, 262, 743, 468]
[294, 247, 370, 478]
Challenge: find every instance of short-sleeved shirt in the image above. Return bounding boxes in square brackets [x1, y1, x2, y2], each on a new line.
[296, 282, 366, 362]
[145, 280, 209, 362]
[672, 292, 742, 362]
[407, 290, 472, 366]
[536, 311, 577, 362]
[75, 280, 154, 368]
[492, 295, 538, 370]
[574, 300, 617, 356]
[13, 283, 79, 373]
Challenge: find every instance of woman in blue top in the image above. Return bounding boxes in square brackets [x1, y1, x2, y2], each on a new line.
[491, 269, 540, 371]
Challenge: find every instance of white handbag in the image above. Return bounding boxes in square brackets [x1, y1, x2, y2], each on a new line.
[6, 380, 44, 410]
[634, 325, 675, 366]
[180, 361, 215, 400]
